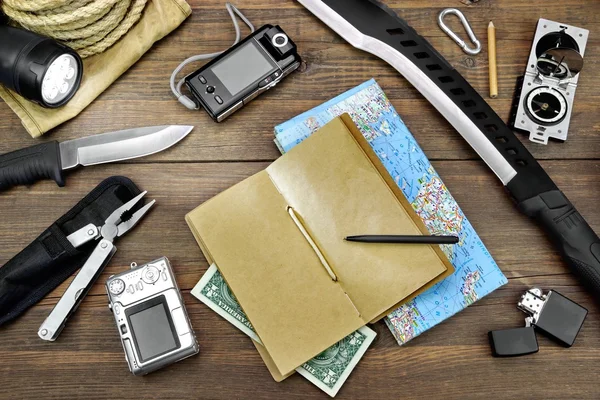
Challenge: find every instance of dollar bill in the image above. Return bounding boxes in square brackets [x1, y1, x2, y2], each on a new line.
[295, 326, 376, 397]
[191, 264, 376, 397]
[191, 263, 260, 343]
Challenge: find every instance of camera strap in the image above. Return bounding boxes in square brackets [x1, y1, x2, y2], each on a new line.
[170, 3, 255, 110]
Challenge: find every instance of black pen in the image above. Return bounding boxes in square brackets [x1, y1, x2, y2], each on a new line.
[344, 235, 459, 244]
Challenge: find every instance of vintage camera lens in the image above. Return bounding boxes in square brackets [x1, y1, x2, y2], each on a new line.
[0, 25, 83, 108]
[272, 33, 289, 48]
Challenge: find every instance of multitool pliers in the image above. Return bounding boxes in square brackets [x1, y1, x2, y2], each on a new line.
[38, 191, 154, 341]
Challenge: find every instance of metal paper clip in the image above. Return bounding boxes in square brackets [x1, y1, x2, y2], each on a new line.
[438, 8, 481, 55]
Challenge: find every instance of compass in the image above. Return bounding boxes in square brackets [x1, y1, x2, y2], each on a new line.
[525, 86, 568, 125]
[108, 278, 126, 295]
[508, 20, 587, 144]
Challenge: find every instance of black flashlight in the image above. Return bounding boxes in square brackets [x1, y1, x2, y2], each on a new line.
[0, 25, 83, 108]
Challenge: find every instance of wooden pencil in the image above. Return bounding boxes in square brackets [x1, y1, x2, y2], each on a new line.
[488, 21, 498, 99]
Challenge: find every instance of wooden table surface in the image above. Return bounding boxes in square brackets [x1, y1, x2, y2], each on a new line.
[1, 1, 599, 399]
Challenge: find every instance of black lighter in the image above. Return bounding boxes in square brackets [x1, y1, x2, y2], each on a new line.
[489, 288, 587, 357]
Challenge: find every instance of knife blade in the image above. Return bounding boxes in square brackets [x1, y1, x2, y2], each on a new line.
[0, 125, 193, 191]
[299, 0, 600, 300]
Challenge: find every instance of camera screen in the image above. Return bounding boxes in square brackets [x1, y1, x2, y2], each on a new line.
[129, 299, 179, 362]
[212, 41, 274, 96]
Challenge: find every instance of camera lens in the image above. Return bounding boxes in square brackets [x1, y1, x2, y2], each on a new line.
[206, 85, 215, 93]
[272, 33, 288, 48]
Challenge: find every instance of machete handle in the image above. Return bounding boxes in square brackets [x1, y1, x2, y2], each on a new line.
[519, 190, 600, 296]
[0, 141, 64, 191]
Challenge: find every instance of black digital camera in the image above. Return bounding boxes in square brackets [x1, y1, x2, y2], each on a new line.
[185, 25, 301, 122]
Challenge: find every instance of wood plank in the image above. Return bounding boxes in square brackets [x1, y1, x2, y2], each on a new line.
[1, 0, 600, 398]
[0, 1, 598, 161]
[0, 288, 598, 399]
[2, 160, 600, 289]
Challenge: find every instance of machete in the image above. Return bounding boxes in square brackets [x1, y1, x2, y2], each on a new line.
[298, 0, 600, 299]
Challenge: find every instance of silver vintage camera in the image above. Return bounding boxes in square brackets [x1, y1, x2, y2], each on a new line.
[509, 18, 589, 145]
[106, 257, 199, 375]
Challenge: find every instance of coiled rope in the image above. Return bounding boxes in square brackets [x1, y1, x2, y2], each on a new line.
[1, 0, 148, 58]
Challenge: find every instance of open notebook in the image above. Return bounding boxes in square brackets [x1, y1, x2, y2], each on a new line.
[186, 115, 454, 376]
[275, 79, 507, 346]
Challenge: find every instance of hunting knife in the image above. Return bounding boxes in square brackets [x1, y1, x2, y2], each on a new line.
[0, 125, 193, 191]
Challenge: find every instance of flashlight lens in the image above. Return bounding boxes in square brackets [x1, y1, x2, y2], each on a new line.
[41, 54, 79, 105]
[48, 86, 58, 100]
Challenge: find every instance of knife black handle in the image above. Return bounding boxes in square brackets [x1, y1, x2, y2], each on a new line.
[0, 141, 64, 191]
[519, 191, 600, 297]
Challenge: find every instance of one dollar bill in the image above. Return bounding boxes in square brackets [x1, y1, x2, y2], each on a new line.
[191, 264, 376, 397]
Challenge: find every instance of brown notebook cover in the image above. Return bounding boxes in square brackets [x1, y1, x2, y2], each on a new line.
[186, 115, 454, 377]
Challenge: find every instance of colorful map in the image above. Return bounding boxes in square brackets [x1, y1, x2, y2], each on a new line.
[274, 79, 507, 345]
